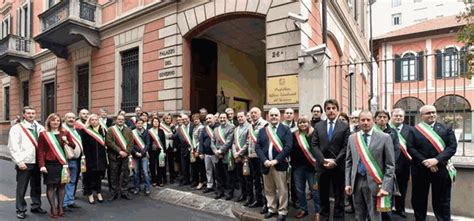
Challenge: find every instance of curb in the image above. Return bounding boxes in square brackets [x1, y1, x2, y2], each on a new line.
[231, 204, 265, 221]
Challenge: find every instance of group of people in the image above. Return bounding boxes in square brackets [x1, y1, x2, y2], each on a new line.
[7, 99, 456, 221]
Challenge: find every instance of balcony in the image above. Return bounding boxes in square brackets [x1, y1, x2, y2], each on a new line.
[0, 35, 34, 76]
[34, 0, 100, 59]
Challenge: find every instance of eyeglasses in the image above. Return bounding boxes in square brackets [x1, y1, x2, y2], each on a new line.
[423, 111, 436, 115]
[269, 114, 279, 117]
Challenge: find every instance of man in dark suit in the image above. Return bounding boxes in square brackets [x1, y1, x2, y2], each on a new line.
[99, 108, 113, 128]
[172, 114, 194, 186]
[390, 108, 413, 218]
[225, 108, 239, 126]
[256, 107, 293, 221]
[310, 104, 323, 128]
[408, 105, 457, 221]
[310, 99, 350, 221]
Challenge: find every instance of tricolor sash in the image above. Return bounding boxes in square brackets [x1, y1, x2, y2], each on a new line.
[265, 126, 283, 153]
[216, 127, 226, 144]
[19, 121, 38, 148]
[354, 131, 391, 212]
[75, 120, 86, 130]
[149, 128, 166, 167]
[110, 126, 128, 152]
[249, 128, 257, 144]
[43, 131, 67, 165]
[84, 127, 105, 146]
[233, 127, 244, 153]
[415, 122, 456, 182]
[160, 123, 172, 135]
[388, 122, 412, 161]
[373, 125, 383, 133]
[132, 129, 146, 150]
[99, 118, 108, 129]
[179, 126, 192, 146]
[63, 124, 83, 151]
[205, 126, 214, 139]
[295, 130, 316, 165]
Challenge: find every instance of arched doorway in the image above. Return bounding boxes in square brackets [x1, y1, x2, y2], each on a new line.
[434, 95, 472, 141]
[186, 15, 266, 113]
[394, 97, 424, 126]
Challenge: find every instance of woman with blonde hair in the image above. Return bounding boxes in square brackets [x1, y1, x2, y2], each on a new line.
[80, 114, 107, 204]
[37, 113, 76, 218]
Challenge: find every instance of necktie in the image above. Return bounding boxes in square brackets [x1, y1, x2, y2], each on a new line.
[358, 133, 369, 176]
[328, 121, 334, 141]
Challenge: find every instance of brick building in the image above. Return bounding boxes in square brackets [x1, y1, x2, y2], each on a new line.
[0, 0, 371, 143]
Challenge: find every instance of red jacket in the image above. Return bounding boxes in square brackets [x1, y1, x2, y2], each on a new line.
[37, 130, 75, 168]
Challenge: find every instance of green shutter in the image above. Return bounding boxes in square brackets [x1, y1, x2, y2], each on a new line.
[417, 51, 424, 81]
[395, 54, 401, 83]
[435, 50, 443, 79]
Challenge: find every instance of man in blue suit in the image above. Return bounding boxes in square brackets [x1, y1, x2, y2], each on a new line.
[256, 107, 293, 221]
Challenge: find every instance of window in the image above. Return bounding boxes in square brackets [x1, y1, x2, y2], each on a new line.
[22, 81, 29, 107]
[1, 15, 11, 39]
[17, 1, 31, 38]
[443, 47, 459, 77]
[4, 86, 9, 121]
[394, 97, 424, 126]
[392, 0, 401, 7]
[76, 64, 89, 112]
[121, 48, 139, 113]
[434, 95, 472, 141]
[401, 53, 416, 81]
[392, 13, 401, 25]
[43, 82, 55, 122]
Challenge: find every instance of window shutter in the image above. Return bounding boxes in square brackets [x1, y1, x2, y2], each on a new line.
[417, 51, 424, 81]
[27, 0, 32, 38]
[395, 54, 401, 83]
[16, 8, 20, 36]
[435, 50, 443, 79]
[460, 47, 467, 76]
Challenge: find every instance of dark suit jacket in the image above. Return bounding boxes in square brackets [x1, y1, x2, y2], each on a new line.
[105, 126, 134, 161]
[383, 125, 401, 163]
[255, 124, 293, 174]
[199, 124, 218, 155]
[311, 119, 350, 172]
[131, 129, 151, 157]
[147, 128, 166, 152]
[80, 126, 107, 171]
[408, 122, 457, 168]
[172, 124, 195, 154]
[396, 124, 413, 168]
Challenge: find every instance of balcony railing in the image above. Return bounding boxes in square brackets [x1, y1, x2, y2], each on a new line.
[0, 35, 31, 56]
[40, 0, 98, 31]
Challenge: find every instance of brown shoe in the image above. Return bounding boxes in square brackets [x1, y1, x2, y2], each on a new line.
[314, 213, 320, 221]
[295, 210, 308, 218]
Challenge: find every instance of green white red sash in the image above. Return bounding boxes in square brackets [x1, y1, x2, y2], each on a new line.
[265, 126, 283, 153]
[110, 126, 128, 152]
[233, 127, 244, 152]
[63, 124, 83, 151]
[19, 121, 38, 148]
[295, 130, 316, 165]
[205, 126, 214, 139]
[160, 123, 172, 135]
[149, 128, 166, 167]
[415, 122, 457, 182]
[84, 127, 105, 146]
[249, 128, 257, 144]
[179, 126, 192, 146]
[75, 120, 86, 130]
[42, 131, 67, 165]
[216, 127, 226, 144]
[132, 129, 146, 150]
[373, 125, 383, 133]
[99, 118, 108, 129]
[354, 131, 391, 211]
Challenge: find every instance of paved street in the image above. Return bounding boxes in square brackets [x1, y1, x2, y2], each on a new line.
[0, 159, 234, 221]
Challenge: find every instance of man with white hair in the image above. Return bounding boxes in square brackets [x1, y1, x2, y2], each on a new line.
[62, 112, 83, 210]
[350, 110, 361, 133]
[390, 108, 413, 218]
[409, 105, 457, 221]
[256, 107, 293, 221]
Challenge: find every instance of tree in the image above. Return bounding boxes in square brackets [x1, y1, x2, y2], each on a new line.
[456, 3, 473, 79]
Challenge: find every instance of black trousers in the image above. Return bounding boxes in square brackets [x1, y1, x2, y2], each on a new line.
[149, 150, 159, 184]
[394, 163, 411, 213]
[319, 168, 345, 221]
[15, 164, 42, 213]
[235, 161, 251, 198]
[108, 157, 130, 196]
[215, 159, 231, 196]
[191, 157, 206, 183]
[290, 167, 298, 204]
[166, 148, 178, 181]
[83, 170, 103, 195]
[248, 157, 263, 203]
[411, 164, 451, 221]
[180, 150, 190, 183]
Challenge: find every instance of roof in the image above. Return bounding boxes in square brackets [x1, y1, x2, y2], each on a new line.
[374, 15, 466, 40]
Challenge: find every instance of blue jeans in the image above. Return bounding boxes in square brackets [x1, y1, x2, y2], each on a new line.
[293, 166, 321, 213]
[63, 159, 79, 207]
[133, 157, 151, 191]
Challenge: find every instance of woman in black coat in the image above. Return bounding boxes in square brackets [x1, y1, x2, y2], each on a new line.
[80, 114, 107, 204]
[148, 117, 167, 186]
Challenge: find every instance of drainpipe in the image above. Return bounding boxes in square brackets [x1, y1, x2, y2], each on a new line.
[322, 0, 327, 44]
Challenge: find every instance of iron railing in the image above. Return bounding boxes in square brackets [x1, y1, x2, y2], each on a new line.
[327, 46, 474, 156]
[40, 0, 97, 31]
[0, 35, 31, 55]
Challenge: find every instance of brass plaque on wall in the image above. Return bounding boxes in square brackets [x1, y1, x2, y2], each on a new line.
[266, 75, 299, 104]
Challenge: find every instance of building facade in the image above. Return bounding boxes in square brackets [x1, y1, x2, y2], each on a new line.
[372, 0, 466, 37]
[0, 0, 371, 143]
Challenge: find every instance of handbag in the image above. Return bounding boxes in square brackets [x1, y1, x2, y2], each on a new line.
[64, 143, 80, 159]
